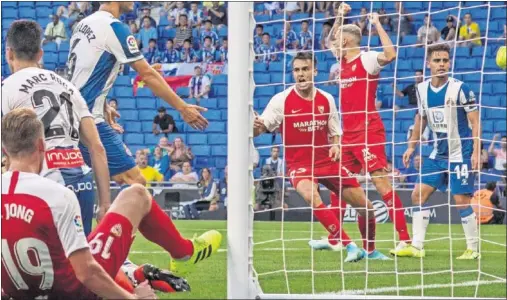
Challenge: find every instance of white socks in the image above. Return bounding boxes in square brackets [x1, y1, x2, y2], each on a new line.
[412, 208, 431, 250]
[459, 206, 479, 252]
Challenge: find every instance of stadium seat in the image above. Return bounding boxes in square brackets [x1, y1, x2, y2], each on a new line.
[176, 87, 190, 97]
[254, 134, 272, 146]
[488, 110, 505, 119]
[119, 110, 138, 121]
[19, 7, 36, 19]
[208, 134, 227, 145]
[144, 134, 160, 145]
[188, 134, 208, 145]
[201, 98, 218, 109]
[124, 122, 141, 133]
[136, 88, 154, 97]
[18, 2, 35, 7]
[2, 8, 17, 18]
[214, 86, 227, 97]
[141, 121, 153, 133]
[118, 97, 136, 110]
[268, 62, 284, 72]
[254, 73, 270, 84]
[116, 87, 134, 98]
[42, 42, 58, 53]
[482, 121, 494, 132]
[1, 2, 17, 8]
[213, 74, 227, 85]
[57, 52, 68, 66]
[124, 133, 144, 145]
[211, 145, 227, 156]
[36, 7, 53, 18]
[254, 14, 270, 22]
[43, 53, 58, 64]
[495, 121, 506, 132]
[138, 110, 154, 121]
[255, 86, 276, 97]
[218, 97, 228, 109]
[136, 97, 157, 109]
[254, 62, 268, 72]
[115, 75, 131, 86]
[205, 121, 226, 133]
[215, 157, 227, 168]
[401, 36, 417, 46]
[270, 72, 284, 84]
[191, 145, 211, 156]
[218, 26, 228, 38]
[202, 109, 221, 121]
[165, 110, 180, 121]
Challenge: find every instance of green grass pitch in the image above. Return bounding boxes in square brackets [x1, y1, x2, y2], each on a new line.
[127, 220, 506, 299]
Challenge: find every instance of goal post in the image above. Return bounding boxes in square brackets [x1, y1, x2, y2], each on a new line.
[227, 2, 258, 299]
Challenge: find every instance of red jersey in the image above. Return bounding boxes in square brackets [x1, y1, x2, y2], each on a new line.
[1, 171, 94, 299]
[261, 86, 342, 168]
[339, 51, 384, 137]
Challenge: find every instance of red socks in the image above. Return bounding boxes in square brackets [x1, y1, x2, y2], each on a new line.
[314, 203, 351, 246]
[382, 190, 411, 242]
[357, 214, 376, 253]
[139, 198, 194, 259]
[330, 193, 348, 223]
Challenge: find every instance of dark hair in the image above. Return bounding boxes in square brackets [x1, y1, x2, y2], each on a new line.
[302, 20, 309, 24]
[204, 19, 212, 24]
[204, 36, 212, 42]
[323, 21, 332, 27]
[167, 38, 174, 43]
[6, 20, 42, 61]
[183, 38, 191, 44]
[262, 32, 270, 37]
[149, 38, 157, 44]
[291, 51, 318, 68]
[179, 14, 187, 19]
[464, 12, 472, 18]
[109, 98, 117, 105]
[256, 24, 264, 30]
[485, 181, 496, 191]
[415, 69, 423, 74]
[427, 43, 450, 58]
[223, 37, 228, 42]
[157, 107, 166, 112]
[194, 65, 202, 70]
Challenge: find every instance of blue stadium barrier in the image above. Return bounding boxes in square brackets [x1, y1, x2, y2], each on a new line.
[188, 134, 208, 145]
[137, 97, 157, 109]
[141, 121, 153, 133]
[208, 134, 227, 145]
[144, 134, 160, 145]
[124, 122, 142, 133]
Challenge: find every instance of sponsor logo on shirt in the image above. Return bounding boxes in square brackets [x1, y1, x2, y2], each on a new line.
[340, 76, 357, 88]
[292, 120, 327, 132]
[45, 148, 85, 169]
[74, 215, 84, 232]
[127, 35, 139, 54]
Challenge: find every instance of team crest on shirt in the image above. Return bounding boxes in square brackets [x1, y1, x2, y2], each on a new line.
[351, 64, 357, 71]
[126, 35, 139, 54]
[111, 223, 123, 237]
[74, 215, 84, 233]
[446, 97, 456, 106]
[317, 106, 325, 113]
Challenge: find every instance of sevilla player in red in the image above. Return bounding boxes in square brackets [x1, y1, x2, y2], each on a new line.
[328, 3, 411, 252]
[254, 52, 390, 262]
[0, 108, 221, 299]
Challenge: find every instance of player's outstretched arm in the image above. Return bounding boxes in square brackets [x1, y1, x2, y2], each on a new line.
[79, 117, 111, 221]
[467, 110, 481, 170]
[130, 59, 208, 130]
[403, 113, 427, 168]
[69, 248, 138, 299]
[370, 13, 396, 66]
[327, 3, 351, 48]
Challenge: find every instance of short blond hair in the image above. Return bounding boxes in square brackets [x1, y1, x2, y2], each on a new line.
[1, 108, 43, 158]
[339, 24, 362, 45]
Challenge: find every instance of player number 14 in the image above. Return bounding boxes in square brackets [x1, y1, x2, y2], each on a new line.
[454, 164, 469, 185]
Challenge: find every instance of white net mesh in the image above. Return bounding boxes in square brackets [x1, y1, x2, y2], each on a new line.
[249, 1, 507, 298]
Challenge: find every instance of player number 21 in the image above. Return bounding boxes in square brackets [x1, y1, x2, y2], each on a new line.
[1, 238, 54, 290]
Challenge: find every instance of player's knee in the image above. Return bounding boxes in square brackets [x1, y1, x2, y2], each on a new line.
[122, 184, 151, 212]
[411, 190, 425, 206]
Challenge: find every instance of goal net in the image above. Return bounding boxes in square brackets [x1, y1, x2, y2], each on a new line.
[227, 1, 506, 299]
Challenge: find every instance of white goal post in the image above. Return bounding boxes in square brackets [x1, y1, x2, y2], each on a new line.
[227, 2, 506, 299]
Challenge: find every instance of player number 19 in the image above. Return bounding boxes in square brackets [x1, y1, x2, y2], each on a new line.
[89, 232, 114, 260]
[1, 238, 54, 290]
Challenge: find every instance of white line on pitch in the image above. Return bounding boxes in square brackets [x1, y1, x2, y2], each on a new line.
[130, 247, 507, 254]
[175, 227, 506, 237]
[339, 279, 506, 295]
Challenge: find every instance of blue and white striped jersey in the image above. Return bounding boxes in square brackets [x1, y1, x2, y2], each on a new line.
[200, 29, 219, 45]
[200, 46, 216, 63]
[160, 48, 180, 63]
[416, 77, 477, 162]
[298, 30, 313, 50]
[256, 44, 277, 62]
[68, 11, 144, 123]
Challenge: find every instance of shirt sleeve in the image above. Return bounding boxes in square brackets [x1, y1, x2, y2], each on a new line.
[70, 86, 92, 120]
[202, 76, 211, 87]
[459, 83, 478, 113]
[106, 21, 144, 64]
[401, 85, 410, 96]
[416, 85, 426, 117]
[360, 51, 384, 76]
[153, 115, 160, 124]
[56, 189, 89, 257]
[321, 90, 342, 137]
[261, 92, 285, 132]
[1, 84, 13, 115]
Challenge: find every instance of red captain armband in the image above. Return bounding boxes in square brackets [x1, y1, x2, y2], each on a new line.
[45, 148, 85, 169]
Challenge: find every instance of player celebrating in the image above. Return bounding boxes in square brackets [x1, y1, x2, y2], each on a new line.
[1, 20, 194, 293]
[254, 52, 390, 262]
[391, 44, 481, 259]
[328, 3, 411, 250]
[68, 1, 220, 276]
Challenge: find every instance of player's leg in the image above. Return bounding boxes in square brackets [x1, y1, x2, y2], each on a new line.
[79, 122, 146, 185]
[75, 172, 96, 236]
[355, 131, 411, 243]
[391, 158, 441, 257]
[291, 169, 351, 252]
[451, 161, 480, 260]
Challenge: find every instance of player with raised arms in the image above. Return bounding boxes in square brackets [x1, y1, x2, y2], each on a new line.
[1, 20, 195, 293]
[391, 43, 481, 259]
[254, 52, 390, 262]
[326, 3, 412, 252]
[68, 1, 221, 276]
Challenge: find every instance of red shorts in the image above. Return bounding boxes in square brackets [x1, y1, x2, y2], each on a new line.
[341, 128, 388, 175]
[87, 212, 134, 278]
[288, 163, 360, 193]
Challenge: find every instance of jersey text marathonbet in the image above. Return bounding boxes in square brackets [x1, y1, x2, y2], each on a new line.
[261, 86, 342, 168]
